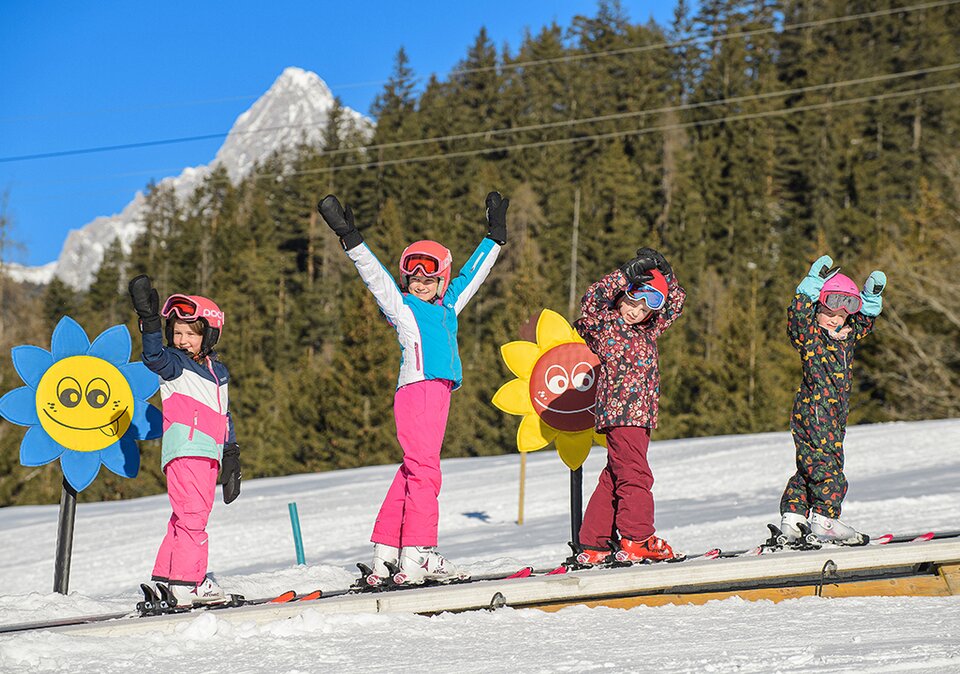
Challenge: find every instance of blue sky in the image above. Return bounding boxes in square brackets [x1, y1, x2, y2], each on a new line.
[0, 1, 679, 266]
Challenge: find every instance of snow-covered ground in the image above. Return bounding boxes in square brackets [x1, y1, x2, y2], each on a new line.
[2, 418, 959, 672]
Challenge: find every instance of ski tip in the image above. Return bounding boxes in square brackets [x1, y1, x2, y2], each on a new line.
[269, 590, 297, 603]
[703, 548, 721, 559]
[505, 566, 534, 579]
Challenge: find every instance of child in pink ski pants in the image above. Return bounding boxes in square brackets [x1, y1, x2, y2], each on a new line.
[318, 192, 506, 582]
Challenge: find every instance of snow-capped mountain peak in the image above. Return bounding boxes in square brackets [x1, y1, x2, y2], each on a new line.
[8, 67, 370, 290]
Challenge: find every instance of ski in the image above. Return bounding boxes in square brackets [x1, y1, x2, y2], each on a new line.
[351, 562, 536, 592]
[876, 531, 944, 545]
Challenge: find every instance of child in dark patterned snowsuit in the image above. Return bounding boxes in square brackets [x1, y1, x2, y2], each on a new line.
[573, 247, 685, 564]
[779, 255, 886, 544]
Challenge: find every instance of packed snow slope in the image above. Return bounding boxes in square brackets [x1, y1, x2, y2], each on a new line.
[2, 418, 959, 672]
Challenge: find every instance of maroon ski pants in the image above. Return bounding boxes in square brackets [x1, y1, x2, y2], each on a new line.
[578, 426, 655, 549]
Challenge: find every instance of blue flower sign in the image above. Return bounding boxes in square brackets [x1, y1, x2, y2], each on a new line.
[0, 316, 162, 491]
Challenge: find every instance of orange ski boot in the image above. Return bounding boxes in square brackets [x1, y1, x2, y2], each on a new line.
[574, 547, 612, 566]
[615, 535, 676, 562]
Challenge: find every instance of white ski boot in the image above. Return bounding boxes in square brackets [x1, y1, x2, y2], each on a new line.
[393, 546, 470, 585]
[368, 543, 400, 587]
[809, 512, 868, 545]
[780, 512, 808, 543]
[170, 576, 227, 606]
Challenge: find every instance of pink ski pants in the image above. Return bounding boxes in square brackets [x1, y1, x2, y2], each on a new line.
[578, 426, 655, 549]
[152, 456, 218, 583]
[371, 379, 453, 548]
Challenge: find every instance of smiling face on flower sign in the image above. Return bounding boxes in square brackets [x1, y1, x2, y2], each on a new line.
[528, 342, 600, 432]
[36, 355, 134, 451]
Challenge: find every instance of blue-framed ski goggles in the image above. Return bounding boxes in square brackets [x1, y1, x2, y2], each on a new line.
[625, 283, 666, 310]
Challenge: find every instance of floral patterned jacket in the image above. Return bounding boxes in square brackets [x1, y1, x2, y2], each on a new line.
[574, 269, 685, 432]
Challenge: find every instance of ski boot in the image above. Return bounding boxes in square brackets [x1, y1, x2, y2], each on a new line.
[356, 543, 400, 589]
[574, 544, 614, 567]
[393, 546, 469, 585]
[168, 576, 228, 607]
[809, 512, 869, 545]
[779, 512, 808, 543]
[614, 534, 678, 563]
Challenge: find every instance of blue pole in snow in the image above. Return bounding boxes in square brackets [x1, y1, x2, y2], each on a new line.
[288, 502, 306, 565]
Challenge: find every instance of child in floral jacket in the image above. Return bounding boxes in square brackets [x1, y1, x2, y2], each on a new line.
[573, 247, 685, 564]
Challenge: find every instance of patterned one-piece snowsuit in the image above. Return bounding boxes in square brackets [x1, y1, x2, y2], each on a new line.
[779, 294, 875, 519]
[573, 268, 685, 550]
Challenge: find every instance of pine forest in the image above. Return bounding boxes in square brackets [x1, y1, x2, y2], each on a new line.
[1, 0, 958, 505]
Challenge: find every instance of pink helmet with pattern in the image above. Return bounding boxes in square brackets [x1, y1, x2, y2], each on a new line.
[161, 294, 225, 357]
[819, 273, 862, 314]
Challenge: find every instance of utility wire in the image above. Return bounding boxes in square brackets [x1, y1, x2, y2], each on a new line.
[14, 80, 959, 201]
[6, 60, 959, 178]
[300, 63, 960, 159]
[264, 82, 960, 176]
[1, 0, 955, 162]
[458, 0, 960, 76]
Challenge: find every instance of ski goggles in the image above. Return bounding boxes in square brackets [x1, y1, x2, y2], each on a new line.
[625, 283, 666, 310]
[400, 253, 443, 277]
[162, 294, 204, 320]
[821, 292, 861, 314]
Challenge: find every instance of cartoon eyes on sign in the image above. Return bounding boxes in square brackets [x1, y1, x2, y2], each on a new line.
[38, 357, 134, 450]
[530, 351, 598, 429]
[0, 317, 162, 492]
[493, 309, 605, 471]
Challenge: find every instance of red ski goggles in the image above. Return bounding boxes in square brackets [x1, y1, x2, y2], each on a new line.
[822, 292, 861, 314]
[162, 294, 203, 320]
[625, 283, 666, 310]
[401, 253, 443, 277]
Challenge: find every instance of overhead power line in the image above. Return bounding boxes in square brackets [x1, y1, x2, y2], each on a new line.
[15, 80, 959, 202]
[309, 63, 960, 159]
[0, 0, 955, 162]
[3, 59, 957, 170]
[263, 82, 960, 177]
[11, 62, 960, 191]
[457, 0, 960, 77]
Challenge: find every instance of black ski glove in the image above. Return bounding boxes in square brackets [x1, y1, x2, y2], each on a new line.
[128, 275, 161, 334]
[620, 255, 657, 286]
[317, 195, 363, 251]
[220, 443, 241, 504]
[635, 247, 673, 281]
[485, 191, 509, 245]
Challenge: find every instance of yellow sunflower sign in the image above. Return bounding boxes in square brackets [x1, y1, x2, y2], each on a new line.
[492, 309, 605, 470]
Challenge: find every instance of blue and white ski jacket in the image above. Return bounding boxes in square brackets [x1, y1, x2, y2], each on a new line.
[141, 330, 236, 469]
[345, 238, 501, 390]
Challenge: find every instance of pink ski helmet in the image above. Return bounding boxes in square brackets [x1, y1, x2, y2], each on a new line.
[819, 273, 862, 314]
[399, 240, 453, 298]
[161, 293, 225, 357]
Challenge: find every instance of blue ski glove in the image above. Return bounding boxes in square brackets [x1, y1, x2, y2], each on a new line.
[860, 270, 886, 317]
[796, 255, 836, 300]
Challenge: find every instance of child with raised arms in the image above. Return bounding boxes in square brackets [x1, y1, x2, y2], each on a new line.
[318, 192, 507, 585]
[573, 247, 685, 564]
[779, 255, 886, 545]
[129, 276, 241, 605]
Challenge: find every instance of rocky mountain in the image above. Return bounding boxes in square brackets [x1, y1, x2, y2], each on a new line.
[6, 67, 371, 289]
